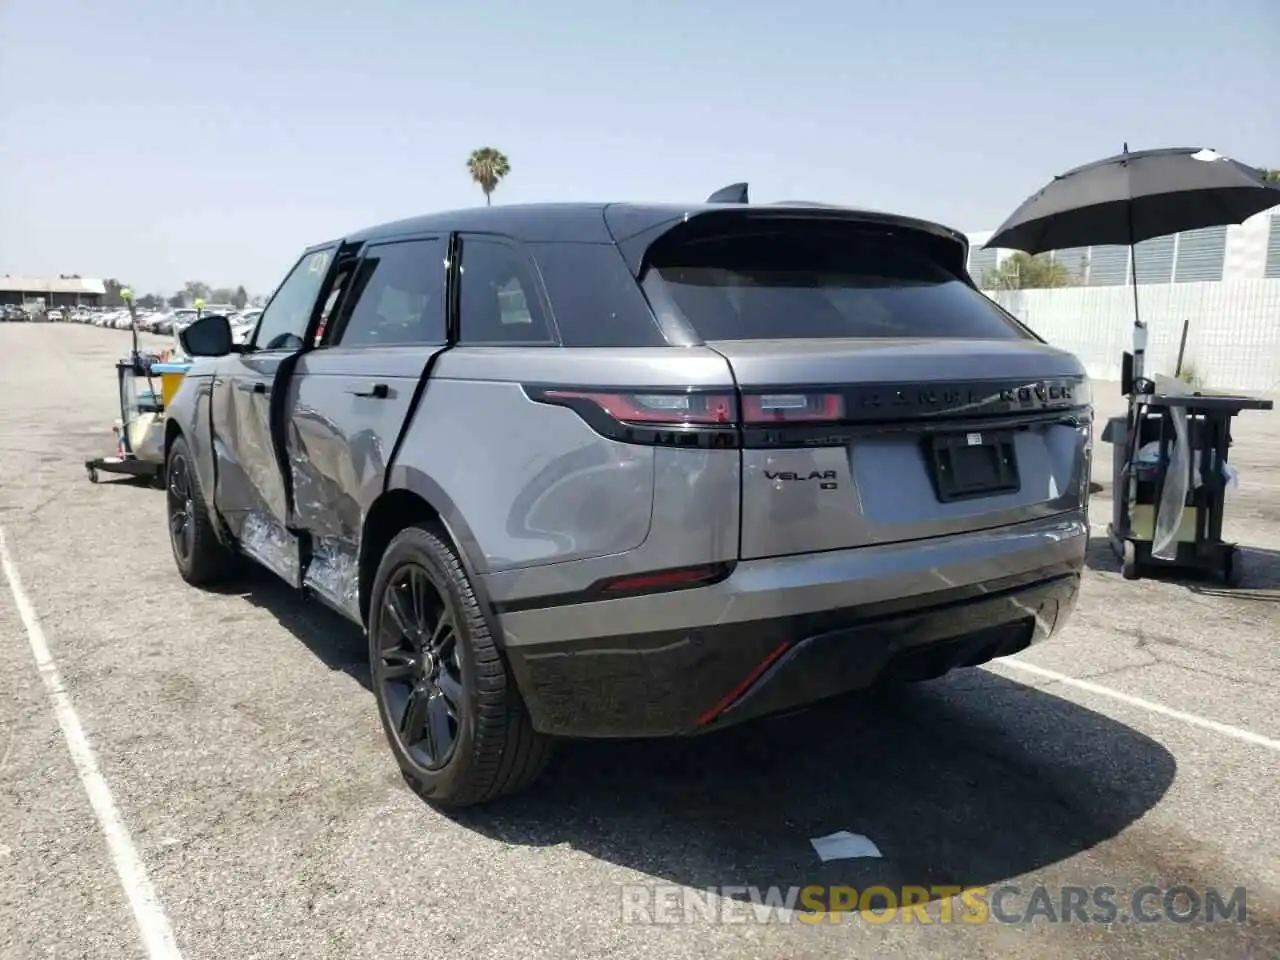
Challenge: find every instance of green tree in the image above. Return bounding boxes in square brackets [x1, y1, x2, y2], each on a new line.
[137, 293, 164, 309]
[103, 278, 131, 307]
[182, 280, 212, 304]
[982, 252, 1074, 290]
[232, 285, 249, 309]
[1259, 168, 1279, 182]
[167, 292, 186, 309]
[466, 147, 511, 206]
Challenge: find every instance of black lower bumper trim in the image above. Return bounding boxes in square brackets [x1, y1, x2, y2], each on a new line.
[505, 569, 1081, 738]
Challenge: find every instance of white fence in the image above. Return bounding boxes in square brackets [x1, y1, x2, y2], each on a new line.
[985, 279, 1280, 393]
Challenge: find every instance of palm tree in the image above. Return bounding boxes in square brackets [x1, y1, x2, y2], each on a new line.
[466, 147, 511, 206]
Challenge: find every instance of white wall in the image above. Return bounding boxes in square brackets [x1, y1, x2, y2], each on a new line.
[985, 279, 1280, 393]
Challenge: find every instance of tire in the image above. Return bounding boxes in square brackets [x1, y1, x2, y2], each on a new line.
[367, 524, 552, 807]
[1121, 541, 1140, 581]
[166, 434, 239, 585]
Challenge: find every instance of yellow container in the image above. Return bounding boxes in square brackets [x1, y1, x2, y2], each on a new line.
[1130, 503, 1200, 543]
[160, 372, 186, 408]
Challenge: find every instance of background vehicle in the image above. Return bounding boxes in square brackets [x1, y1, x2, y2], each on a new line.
[163, 195, 1092, 807]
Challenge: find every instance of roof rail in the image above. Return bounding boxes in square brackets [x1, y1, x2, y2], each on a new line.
[706, 182, 749, 204]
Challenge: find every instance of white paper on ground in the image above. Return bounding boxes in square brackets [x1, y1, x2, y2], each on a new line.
[810, 831, 883, 862]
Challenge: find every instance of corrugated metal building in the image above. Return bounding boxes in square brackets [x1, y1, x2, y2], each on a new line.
[965, 202, 1280, 286]
[0, 276, 107, 307]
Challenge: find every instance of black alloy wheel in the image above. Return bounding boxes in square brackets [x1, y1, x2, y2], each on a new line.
[167, 451, 196, 567]
[367, 524, 552, 806]
[164, 434, 238, 586]
[375, 563, 464, 769]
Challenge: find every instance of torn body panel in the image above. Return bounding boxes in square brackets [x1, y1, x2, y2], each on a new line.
[210, 354, 293, 539]
[284, 346, 443, 619]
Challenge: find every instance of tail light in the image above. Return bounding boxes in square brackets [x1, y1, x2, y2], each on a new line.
[525, 386, 849, 446]
[538, 389, 736, 424]
[525, 386, 741, 448]
[741, 392, 844, 423]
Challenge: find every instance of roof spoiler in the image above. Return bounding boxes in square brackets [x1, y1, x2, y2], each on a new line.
[706, 182, 749, 204]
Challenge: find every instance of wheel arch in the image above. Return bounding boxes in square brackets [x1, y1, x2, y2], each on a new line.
[359, 468, 500, 641]
[164, 417, 233, 547]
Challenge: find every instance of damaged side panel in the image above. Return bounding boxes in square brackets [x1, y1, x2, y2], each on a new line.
[284, 345, 444, 622]
[209, 356, 302, 586]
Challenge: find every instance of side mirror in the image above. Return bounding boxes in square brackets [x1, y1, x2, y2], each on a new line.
[179, 314, 233, 357]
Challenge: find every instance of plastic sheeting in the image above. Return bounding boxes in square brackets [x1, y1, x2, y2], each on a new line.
[1151, 405, 1190, 561]
[241, 512, 299, 584]
[303, 538, 360, 619]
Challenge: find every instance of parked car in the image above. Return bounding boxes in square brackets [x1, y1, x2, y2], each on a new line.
[163, 195, 1092, 806]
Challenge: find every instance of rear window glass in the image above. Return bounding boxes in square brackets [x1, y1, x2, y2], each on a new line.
[527, 242, 666, 347]
[644, 227, 1029, 341]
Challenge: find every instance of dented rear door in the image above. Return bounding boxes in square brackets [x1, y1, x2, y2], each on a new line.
[283, 235, 449, 621]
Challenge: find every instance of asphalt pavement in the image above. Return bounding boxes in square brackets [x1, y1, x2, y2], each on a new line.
[1, 323, 1277, 959]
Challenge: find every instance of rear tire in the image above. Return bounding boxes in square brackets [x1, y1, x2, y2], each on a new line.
[368, 524, 552, 807]
[166, 435, 239, 585]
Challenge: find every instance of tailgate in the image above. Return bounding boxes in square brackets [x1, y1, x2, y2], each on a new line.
[633, 212, 1092, 560]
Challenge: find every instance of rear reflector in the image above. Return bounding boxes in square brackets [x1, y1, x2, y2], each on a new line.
[741, 392, 844, 423]
[598, 563, 731, 595]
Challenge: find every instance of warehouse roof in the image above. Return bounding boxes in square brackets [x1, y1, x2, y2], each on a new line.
[0, 276, 107, 295]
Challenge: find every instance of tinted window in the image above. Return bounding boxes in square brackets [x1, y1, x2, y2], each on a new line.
[527, 242, 666, 347]
[335, 239, 444, 347]
[645, 227, 1027, 341]
[458, 237, 555, 344]
[254, 247, 335, 351]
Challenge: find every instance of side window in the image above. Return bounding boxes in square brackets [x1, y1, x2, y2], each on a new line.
[457, 237, 555, 344]
[252, 247, 334, 351]
[334, 239, 445, 347]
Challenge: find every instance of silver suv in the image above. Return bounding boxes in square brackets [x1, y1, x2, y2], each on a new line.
[165, 195, 1092, 806]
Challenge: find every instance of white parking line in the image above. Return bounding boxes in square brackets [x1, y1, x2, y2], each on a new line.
[0, 526, 184, 960]
[992, 658, 1280, 753]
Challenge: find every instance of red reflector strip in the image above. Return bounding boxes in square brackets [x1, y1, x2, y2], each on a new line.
[600, 565, 725, 593]
[741, 393, 844, 423]
[695, 641, 792, 727]
[542, 390, 736, 425]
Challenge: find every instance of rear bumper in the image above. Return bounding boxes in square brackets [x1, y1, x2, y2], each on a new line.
[501, 513, 1086, 738]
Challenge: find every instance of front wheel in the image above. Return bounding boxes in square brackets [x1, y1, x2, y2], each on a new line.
[166, 435, 239, 585]
[368, 524, 552, 807]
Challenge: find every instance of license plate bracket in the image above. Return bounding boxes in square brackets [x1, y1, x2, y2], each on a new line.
[927, 430, 1021, 503]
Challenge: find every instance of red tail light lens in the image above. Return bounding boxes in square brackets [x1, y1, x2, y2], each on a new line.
[741, 393, 844, 423]
[540, 390, 737, 425]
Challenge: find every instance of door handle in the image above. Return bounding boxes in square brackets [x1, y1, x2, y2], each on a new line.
[252, 382, 268, 395]
[348, 383, 389, 399]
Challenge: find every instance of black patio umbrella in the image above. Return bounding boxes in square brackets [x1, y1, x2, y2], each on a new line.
[984, 145, 1280, 375]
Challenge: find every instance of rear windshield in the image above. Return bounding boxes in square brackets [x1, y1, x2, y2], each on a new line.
[643, 225, 1030, 341]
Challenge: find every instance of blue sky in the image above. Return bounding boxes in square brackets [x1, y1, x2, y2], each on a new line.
[1, 0, 1276, 295]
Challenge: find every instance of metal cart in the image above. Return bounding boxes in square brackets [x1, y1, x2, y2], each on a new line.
[1104, 367, 1272, 585]
[84, 354, 169, 485]
[83, 294, 190, 486]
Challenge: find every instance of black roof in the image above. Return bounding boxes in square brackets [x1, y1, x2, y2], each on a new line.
[339, 201, 970, 252]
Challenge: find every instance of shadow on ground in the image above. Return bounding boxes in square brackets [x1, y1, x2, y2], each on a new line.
[225, 567, 1178, 913]
[1085, 534, 1280, 597]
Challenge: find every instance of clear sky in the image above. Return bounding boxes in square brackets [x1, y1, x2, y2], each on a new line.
[1, 0, 1276, 296]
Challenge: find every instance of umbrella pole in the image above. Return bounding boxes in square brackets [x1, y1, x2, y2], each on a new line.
[1125, 202, 1147, 386]
[1174, 316, 1190, 379]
